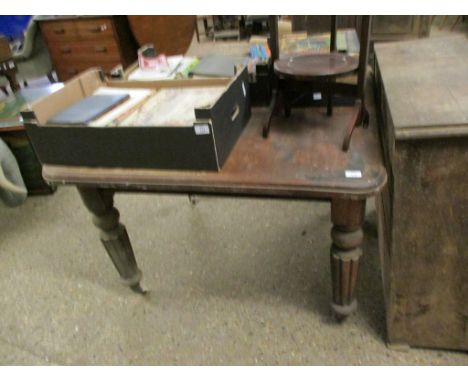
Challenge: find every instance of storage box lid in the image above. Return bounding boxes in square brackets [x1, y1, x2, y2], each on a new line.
[374, 36, 468, 140]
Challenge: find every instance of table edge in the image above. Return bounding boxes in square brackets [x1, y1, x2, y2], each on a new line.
[42, 165, 387, 199]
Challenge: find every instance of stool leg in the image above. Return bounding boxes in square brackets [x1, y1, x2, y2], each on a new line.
[77, 187, 145, 294]
[330, 198, 366, 319]
[262, 89, 278, 138]
[195, 19, 200, 42]
[327, 78, 334, 116]
[283, 90, 291, 117]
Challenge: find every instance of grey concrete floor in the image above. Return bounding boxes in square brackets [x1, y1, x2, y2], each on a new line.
[0, 188, 467, 365]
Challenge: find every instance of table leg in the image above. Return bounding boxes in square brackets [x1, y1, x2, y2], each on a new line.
[330, 198, 366, 318]
[5, 70, 20, 93]
[77, 187, 145, 294]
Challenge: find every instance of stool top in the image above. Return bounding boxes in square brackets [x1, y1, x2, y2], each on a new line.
[274, 52, 359, 80]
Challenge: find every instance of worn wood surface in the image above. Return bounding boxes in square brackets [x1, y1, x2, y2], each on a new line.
[384, 139, 468, 351]
[374, 36, 468, 137]
[375, 36, 468, 351]
[371, 16, 431, 42]
[43, 105, 386, 199]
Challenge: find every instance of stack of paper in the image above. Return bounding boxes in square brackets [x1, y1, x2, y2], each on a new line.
[116, 87, 225, 127]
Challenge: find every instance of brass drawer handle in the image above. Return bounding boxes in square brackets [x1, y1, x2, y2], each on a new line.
[60, 47, 72, 54]
[94, 46, 108, 53]
[89, 24, 108, 33]
[53, 27, 65, 34]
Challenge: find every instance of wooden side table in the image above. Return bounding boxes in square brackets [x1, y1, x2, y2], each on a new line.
[263, 16, 372, 152]
[42, 100, 386, 319]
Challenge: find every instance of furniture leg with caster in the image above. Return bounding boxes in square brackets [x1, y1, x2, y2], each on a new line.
[77, 186, 145, 294]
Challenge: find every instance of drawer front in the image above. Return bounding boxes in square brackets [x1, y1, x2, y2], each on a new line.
[41, 20, 78, 42]
[55, 61, 119, 81]
[75, 17, 116, 41]
[48, 41, 121, 63]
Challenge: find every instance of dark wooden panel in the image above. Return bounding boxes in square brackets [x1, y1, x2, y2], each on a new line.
[388, 139, 468, 350]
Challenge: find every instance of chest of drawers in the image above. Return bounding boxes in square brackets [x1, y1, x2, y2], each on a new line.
[38, 16, 137, 81]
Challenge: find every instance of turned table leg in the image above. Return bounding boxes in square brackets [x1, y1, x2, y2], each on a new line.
[77, 187, 145, 294]
[330, 198, 366, 318]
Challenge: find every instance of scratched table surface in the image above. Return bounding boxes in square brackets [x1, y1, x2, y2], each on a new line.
[43, 104, 386, 200]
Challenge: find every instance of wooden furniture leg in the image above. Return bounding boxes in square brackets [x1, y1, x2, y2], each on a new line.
[5, 70, 20, 93]
[341, 101, 370, 152]
[327, 15, 337, 117]
[262, 89, 279, 138]
[77, 187, 145, 294]
[330, 198, 366, 318]
[327, 78, 334, 116]
[195, 19, 200, 42]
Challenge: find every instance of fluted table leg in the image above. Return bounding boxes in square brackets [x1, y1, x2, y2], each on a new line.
[77, 187, 145, 294]
[330, 198, 366, 318]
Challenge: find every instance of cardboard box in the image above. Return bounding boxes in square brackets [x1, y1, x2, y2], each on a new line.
[121, 59, 272, 106]
[22, 67, 251, 171]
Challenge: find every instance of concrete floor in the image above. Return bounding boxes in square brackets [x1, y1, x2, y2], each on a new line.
[0, 188, 467, 365]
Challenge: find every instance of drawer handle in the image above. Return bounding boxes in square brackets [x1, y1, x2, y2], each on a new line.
[53, 27, 65, 34]
[60, 47, 72, 54]
[94, 46, 108, 53]
[231, 104, 240, 121]
[89, 24, 107, 33]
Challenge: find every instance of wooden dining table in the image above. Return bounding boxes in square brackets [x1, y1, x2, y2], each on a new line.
[42, 98, 386, 319]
